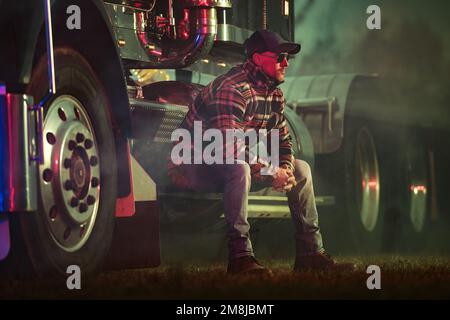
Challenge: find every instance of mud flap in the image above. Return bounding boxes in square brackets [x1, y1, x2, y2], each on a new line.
[104, 155, 161, 269]
[104, 202, 161, 269]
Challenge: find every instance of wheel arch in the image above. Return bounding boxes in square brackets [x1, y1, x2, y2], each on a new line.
[27, 0, 132, 197]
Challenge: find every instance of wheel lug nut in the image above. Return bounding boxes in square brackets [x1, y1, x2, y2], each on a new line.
[90, 156, 98, 166]
[91, 177, 99, 188]
[70, 197, 79, 207]
[43, 169, 53, 182]
[84, 139, 93, 150]
[76, 133, 85, 143]
[68, 140, 77, 151]
[63, 158, 72, 169]
[64, 180, 73, 190]
[49, 206, 58, 220]
[87, 195, 96, 205]
[79, 202, 88, 213]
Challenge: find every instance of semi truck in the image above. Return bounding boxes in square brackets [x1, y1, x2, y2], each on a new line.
[0, 0, 433, 276]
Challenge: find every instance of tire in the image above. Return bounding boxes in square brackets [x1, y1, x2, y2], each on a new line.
[20, 47, 117, 276]
[341, 118, 385, 253]
[391, 130, 430, 252]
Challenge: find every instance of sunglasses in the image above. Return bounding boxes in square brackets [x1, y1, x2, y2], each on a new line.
[260, 52, 290, 63]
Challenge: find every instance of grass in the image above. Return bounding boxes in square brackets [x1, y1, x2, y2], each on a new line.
[1, 256, 449, 300]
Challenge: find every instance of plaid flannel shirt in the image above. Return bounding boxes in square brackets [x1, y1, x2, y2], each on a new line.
[169, 60, 294, 184]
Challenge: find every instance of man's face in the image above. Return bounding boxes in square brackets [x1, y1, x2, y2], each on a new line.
[252, 51, 289, 82]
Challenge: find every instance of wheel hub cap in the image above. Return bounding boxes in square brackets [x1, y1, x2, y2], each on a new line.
[39, 95, 100, 252]
[355, 127, 380, 232]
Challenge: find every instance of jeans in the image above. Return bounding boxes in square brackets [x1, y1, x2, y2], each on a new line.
[176, 159, 324, 260]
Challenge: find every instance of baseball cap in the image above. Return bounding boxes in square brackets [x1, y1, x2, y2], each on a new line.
[244, 30, 301, 58]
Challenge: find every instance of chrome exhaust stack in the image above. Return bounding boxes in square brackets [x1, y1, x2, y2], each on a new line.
[135, 0, 231, 68]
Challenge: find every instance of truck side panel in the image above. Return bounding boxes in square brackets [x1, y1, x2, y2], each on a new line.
[0, 0, 133, 197]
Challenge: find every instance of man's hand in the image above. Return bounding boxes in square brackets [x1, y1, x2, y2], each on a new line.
[272, 165, 296, 192]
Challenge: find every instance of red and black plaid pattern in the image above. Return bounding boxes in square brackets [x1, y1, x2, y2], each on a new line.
[169, 60, 294, 183]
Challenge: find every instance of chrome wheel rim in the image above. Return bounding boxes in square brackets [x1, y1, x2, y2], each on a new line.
[406, 145, 427, 232]
[39, 95, 100, 252]
[355, 127, 380, 232]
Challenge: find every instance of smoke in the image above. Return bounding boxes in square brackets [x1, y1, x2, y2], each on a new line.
[295, 0, 316, 25]
[290, 0, 450, 129]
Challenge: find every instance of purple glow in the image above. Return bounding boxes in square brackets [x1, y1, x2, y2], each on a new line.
[0, 217, 10, 260]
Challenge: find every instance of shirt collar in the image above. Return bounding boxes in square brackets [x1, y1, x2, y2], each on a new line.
[242, 60, 283, 90]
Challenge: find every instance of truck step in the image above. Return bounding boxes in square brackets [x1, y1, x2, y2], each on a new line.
[158, 192, 335, 218]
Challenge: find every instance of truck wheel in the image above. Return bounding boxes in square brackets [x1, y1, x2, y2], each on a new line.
[22, 47, 117, 276]
[397, 132, 429, 251]
[343, 119, 385, 253]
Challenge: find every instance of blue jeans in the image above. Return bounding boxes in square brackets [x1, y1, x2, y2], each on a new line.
[176, 159, 324, 260]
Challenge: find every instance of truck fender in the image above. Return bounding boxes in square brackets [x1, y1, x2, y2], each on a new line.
[28, 0, 132, 196]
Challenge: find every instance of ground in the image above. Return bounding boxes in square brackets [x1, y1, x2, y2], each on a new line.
[1, 256, 449, 300]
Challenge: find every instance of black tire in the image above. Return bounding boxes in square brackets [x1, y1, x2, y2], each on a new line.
[19, 47, 117, 276]
[341, 118, 386, 253]
[389, 129, 430, 252]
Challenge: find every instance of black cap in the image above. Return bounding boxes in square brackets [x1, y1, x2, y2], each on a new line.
[244, 30, 301, 58]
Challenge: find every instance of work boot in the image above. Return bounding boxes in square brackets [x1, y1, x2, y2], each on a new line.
[294, 252, 356, 272]
[227, 256, 271, 275]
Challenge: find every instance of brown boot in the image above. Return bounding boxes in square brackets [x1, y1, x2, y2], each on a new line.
[227, 256, 272, 275]
[294, 252, 356, 272]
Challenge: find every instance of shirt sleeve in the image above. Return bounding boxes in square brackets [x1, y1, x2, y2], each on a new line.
[275, 99, 295, 171]
[204, 86, 247, 161]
